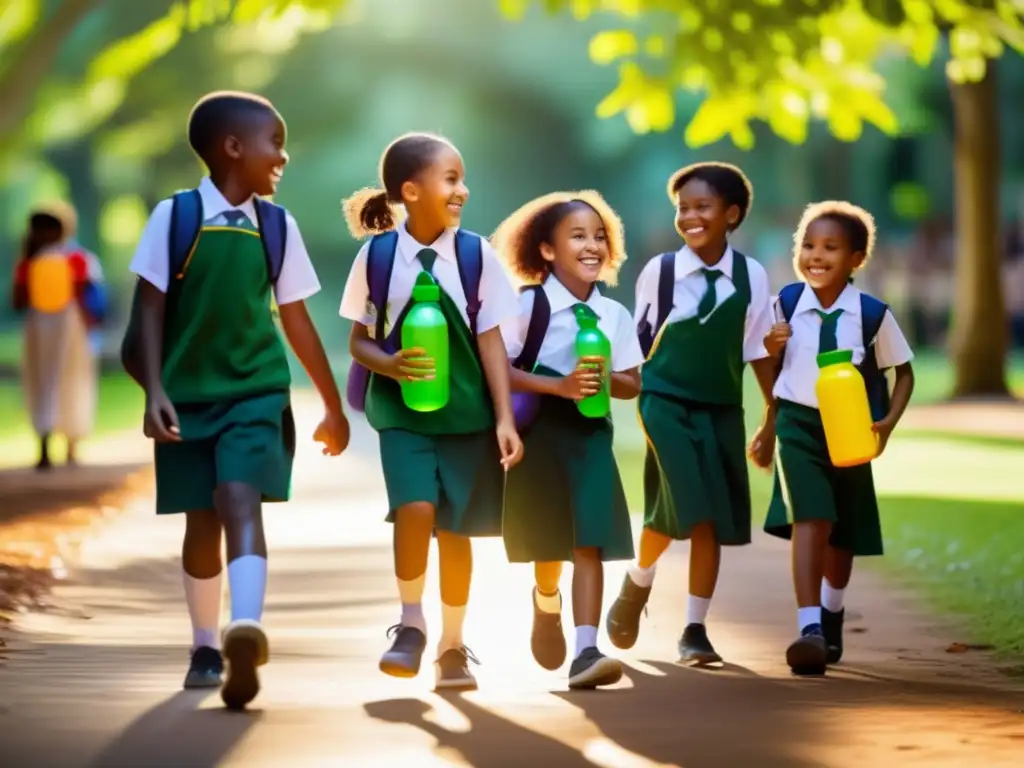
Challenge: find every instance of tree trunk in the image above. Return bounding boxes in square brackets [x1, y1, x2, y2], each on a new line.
[948, 63, 1011, 399]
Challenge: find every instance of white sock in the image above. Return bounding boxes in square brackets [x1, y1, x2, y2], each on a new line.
[438, 602, 467, 654]
[534, 588, 561, 614]
[821, 579, 846, 613]
[686, 594, 711, 626]
[575, 625, 599, 658]
[397, 574, 427, 633]
[798, 606, 822, 632]
[226, 555, 267, 623]
[628, 563, 657, 588]
[183, 571, 223, 649]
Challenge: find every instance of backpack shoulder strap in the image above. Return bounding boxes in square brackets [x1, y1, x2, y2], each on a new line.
[366, 230, 399, 347]
[653, 251, 676, 332]
[731, 250, 752, 304]
[777, 282, 805, 322]
[254, 198, 288, 284]
[512, 284, 551, 371]
[454, 229, 484, 337]
[860, 293, 889, 356]
[168, 189, 203, 279]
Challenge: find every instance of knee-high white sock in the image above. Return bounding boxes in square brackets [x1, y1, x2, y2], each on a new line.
[821, 579, 846, 612]
[438, 602, 467, 654]
[183, 570, 223, 649]
[397, 574, 427, 633]
[227, 555, 267, 623]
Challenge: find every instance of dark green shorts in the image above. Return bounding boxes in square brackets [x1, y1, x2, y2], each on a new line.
[154, 391, 295, 515]
[378, 428, 503, 537]
[764, 400, 883, 557]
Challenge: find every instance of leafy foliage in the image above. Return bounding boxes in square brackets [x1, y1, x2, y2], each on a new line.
[498, 0, 1024, 148]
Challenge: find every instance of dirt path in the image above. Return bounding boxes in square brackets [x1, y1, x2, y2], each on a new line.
[1, 398, 1022, 767]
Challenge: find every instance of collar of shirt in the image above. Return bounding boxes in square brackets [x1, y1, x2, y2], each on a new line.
[396, 222, 457, 265]
[794, 281, 861, 317]
[675, 243, 735, 281]
[543, 273, 604, 317]
[198, 177, 258, 226]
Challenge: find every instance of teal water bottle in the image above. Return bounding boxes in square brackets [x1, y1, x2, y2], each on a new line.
[400, 272, 449, 412]
[574, 304, 611, 418]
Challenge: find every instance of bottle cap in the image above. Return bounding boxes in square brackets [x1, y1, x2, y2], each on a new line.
[574, 303, 598, 328]
[412, 271, 440, 303]
[816, 348, 854, 368]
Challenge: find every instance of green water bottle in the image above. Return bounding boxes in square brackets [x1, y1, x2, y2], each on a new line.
[400, 272, 449, 412]
[574, 304, 611, 418]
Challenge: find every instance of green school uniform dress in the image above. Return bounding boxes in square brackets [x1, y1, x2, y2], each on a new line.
[366, 251, 504, 537]
[638, 251, 752, 545]
[154, 214, 295, 515]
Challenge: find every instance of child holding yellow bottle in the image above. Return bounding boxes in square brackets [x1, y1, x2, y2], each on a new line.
[749, 201, 915, 676]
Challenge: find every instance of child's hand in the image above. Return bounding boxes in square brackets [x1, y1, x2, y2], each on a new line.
[764, 323, 792, 358]
[314, 408, 350, 456]
[747, 422, 776, 470]
[872, 418, 895, 456]
[388, 348, 435, 381]
[144, 387, 181, 443]
[496, 418, 524, 470]
[557, 357, 605, 401]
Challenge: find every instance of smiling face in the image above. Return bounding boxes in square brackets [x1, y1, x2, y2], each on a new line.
[401, 144, 469, 233]
[674, 177, 739, 259]
[798, 215, 865, 291]
[231, 109, 289, 197]
[540, 203, 608, 297]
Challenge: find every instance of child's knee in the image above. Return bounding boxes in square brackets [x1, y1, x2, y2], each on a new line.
[572, 547, 601, 565]
[213, 482, 263, 526]
[394, 501, 436, 529]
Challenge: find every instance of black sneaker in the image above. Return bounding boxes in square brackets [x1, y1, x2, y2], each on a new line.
[678, 623, 722, 666]
[379, 624, 427, 678]
[822, 607, 844, 664]
[605, 574, 652, 650]
[183, 645, 223, 689]
[786, 623, 829, 676]
[568, 647, 623, 690]
[531, 588, 566, 670]
[221, 619, 268, 710]
[434, 646, 479, 691]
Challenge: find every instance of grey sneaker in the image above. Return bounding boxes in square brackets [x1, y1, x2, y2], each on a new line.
[434, 646, 479, 691]
[183, 646, 223, 689]
[568, 647, 623, 690]
[379, 624, 428, 678]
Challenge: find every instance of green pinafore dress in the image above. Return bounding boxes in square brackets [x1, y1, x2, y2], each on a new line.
[154, 216, 295, 515]
[638, 252, 751, 545]
[367, 261, 503, 537]
[502, 364, 635, 564]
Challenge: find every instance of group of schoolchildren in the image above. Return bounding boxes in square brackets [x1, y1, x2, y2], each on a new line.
[13, 90, 916, 711]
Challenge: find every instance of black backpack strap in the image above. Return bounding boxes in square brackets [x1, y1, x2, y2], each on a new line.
[454, 229, 484, 338]
[858, 292, 892, 422]
[637, 251, 676, 357]
[168, 189, 203, 279]
[731, 249, 752, 306]
[512, 285, 551, 371]
[253, 198, 288, 283]
[366, 231, 399, 348]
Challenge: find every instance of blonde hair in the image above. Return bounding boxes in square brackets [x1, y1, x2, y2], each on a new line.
[791, 200, 877, 275]
[491, 190, 627, 287]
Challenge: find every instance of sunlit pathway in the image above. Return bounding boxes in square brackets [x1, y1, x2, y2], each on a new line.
[2, 397, 1023, 767]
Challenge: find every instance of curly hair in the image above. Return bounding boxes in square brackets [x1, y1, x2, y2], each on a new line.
[791, 200, 877, 275]
[490, 190, 627, 287]
[666, 161, 754, 230]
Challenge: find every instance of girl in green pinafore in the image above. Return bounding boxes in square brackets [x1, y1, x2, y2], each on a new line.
[492, 190, 643, 690]
[751, 201, 915, 675]
[606, 163, 778, 666]
[340, 132, 523, 692]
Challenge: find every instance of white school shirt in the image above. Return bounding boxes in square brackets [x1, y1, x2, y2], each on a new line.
[633, 244, 774, 362]
[501, 275, 645, 376]
[773, 282, 915, 409]
[128, 176, 321, 305]
[339, 223, 518, 335]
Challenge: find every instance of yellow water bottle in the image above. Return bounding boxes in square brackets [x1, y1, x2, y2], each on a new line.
[815, 349, 877, 467]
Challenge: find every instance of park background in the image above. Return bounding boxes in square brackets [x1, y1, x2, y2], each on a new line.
[1, 0, 1023, 659]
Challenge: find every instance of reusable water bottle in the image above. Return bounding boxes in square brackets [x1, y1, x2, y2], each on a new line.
[400, 272, 450, 412]
[574, 304, 611, 418]
[815, 349, 877, 467]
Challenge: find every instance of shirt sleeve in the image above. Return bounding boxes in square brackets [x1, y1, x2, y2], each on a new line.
[633, 257, 659, 327]
[611, 301, 645, 371]
[742, 258, 773, 362]
[873, 309, 914, 369]
[500, 289, 533, 361]
[339, 241, 372, 326]
[128, 199, 174, 293]
[476, 237, 519, 334]
[273, 213, 321, 305]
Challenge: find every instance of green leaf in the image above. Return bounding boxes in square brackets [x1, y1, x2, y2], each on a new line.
[684, 97, 731, 147]
[86, 7, 186, 82]
[589, 29, 638, 65]
[0, 0, 40, 51]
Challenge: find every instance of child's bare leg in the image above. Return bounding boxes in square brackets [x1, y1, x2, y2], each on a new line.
[35, 433, 52, 471]
[606, 527, 671, 650]
[568, 547, 622, 689]
[821, 542, 855, 663]
[678, 521, 723, 665]
[66, 438, 78, 466]
[380, 501, 434, 678]
[181, 509, 224, 688]
[531, 561, 567, 671]
[632, 526, 672, 584]
[434, 530, 478, 691]
[214, 482, 268, 709]
[786, 520, 832, 674]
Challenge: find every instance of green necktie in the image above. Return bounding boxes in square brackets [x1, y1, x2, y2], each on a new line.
[697, 268, 723, 320]
[816, 309, 843, 353]
[416, 247, 437, 274]
[573, 302, 598, 323]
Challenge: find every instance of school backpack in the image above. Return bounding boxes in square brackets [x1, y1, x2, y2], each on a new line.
[636, 250, 752, 356]
[775, 282, 891, 422]
[344, 229, 484, 412]
[120, 189, 289, 385]
[508, 284, 552, 429]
